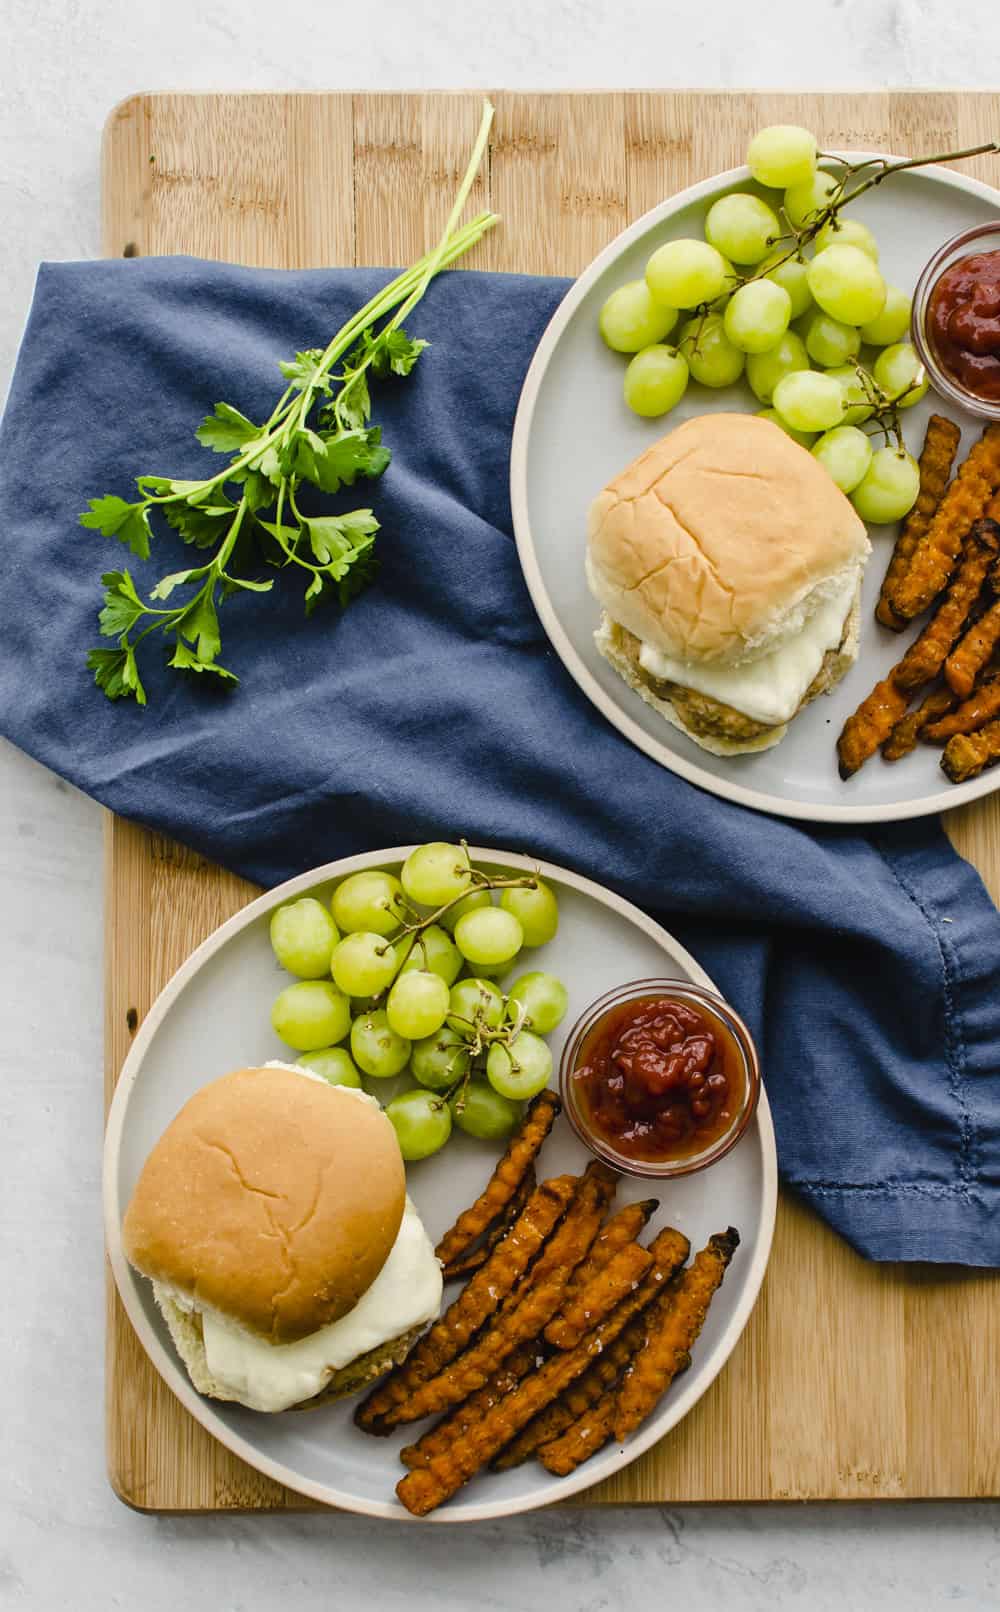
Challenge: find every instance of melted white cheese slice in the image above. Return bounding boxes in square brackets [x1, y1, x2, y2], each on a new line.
[637, 570, 858, 727]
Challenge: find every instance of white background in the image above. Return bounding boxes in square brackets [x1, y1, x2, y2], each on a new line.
[2, 2, 999, 1606]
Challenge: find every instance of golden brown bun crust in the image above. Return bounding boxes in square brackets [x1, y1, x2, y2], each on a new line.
[123, 1068, 405, 1344]
[587, 413, 869, 664]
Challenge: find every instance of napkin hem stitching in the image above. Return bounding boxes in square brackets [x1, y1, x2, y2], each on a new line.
[787, 1181, 971, 1197]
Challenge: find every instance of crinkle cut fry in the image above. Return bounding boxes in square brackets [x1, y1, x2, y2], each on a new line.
[881, 685, 957, 761]
[544, 1241, 653, 1350]
[945, 595, 1000, 698]
[355, 1172, 575, 1432]
[433, 1088, 561, 1269]
[942, 716, 1000, 782]
[925, 673, 1000, 741]
[399, 1347, 536, 1470]
[382, 1164, 616, 1428]
[537, 1344, 694, 1477]
[395, 1226, 691, 1516]
[890, 425, 1000, 622]
[613, 1227, 740, 1442]
[836, 677, 910, 779]
[877, 413, 962, 629]
[893, 519, 1000, 692]
[441, 1167, 535, 1281]
[492, 1301, 656, 1472]
[556, 1199, 658, 1308]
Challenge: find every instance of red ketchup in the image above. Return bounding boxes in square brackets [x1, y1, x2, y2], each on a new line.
[927, 249, 1000, 404]
[572, 995, 743, 1164]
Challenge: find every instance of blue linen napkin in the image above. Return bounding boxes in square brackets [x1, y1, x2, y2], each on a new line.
[2, 255, 999, 1265]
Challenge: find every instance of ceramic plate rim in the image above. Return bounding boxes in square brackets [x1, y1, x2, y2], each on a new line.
[510, 154, 1000, 825]
[103, 844, 777, 1522]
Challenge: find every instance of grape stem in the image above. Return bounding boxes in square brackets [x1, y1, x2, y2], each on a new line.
[373, 853, 540, 961]
[848, 357, 924, 454]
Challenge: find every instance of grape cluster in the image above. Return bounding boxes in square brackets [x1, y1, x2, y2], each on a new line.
[267, 843, 569, 1162]
[599, 123, 929, 525]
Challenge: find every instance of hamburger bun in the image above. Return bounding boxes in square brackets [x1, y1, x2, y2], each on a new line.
[587, 412, 869, 666]
[123, 1065, 406, 1344]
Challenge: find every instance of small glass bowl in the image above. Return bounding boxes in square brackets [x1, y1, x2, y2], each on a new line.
[911, 222, 1000, 423]
[558, 978, 761, 1181]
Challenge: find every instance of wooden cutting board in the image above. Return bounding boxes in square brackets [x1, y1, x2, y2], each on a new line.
[103, 90, 1000, 1511]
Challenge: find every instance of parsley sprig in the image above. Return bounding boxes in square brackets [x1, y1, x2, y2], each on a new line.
[83, 103, 498, 705]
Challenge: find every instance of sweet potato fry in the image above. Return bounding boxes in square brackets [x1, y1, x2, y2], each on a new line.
[399, 1347, 537, 1469]
[536, 1345, 695, 1477]
[877, 414, 961, 629]
[433, 1089, 560, 1269]
[837, 677, 910, 779]
[942, 717, 1000, 782]
[355, 1172, 575, 1432]
[925, 673, 1000, 741]
[441, 1168, 535, 1281]
[881, 686, 957, 761]
[945, 596, 1000, 698]
[890, 425, 1000, 622]
[544, 1242, 653, 1350]
[395, 1226, 691, 1516]
[556, 1199, 658, 1306]
[893, 519, 1000, 691]
[384, 1165, 615, 1428]
[613, 1228, 739, 1442]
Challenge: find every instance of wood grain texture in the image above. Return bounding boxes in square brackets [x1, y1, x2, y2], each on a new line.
[102, 90, 1000, 1512]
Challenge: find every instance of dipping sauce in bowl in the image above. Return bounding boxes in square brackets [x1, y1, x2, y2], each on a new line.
[560, 980, 760, 1180]
[926, 250, 1000, 404]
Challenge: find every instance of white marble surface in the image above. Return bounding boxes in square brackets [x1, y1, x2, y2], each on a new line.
[2, 1, 999, 1605]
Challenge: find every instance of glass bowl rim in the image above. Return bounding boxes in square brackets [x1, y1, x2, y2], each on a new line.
[558, 977, 762, 1180]
[911, 221, 1000, 423]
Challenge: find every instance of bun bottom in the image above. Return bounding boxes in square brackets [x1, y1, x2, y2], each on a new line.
[154, 1291, 423, 1412]
[595, 590, 861, 759]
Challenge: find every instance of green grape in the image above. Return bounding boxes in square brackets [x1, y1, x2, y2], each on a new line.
[677, 314, 744, 388]
[271, 980, 351, 1053]
[645, 238, 728, 309]
[438, 888, 492, 934]
[399, 923, 463, 985]
[761, 252, 813, 319]
[772, 370, 846, 433]
[350, 1009, 411, 1079]
[807, 245, 886, 326]
[825, 364, 875, 426]
[486, 1032, 553, 1102]
[411, 1025, 471, 1090]
[296, 1046, 363, 1088]
[400, 841, 471, 907]
[506, 971, 569, 1034]
[747, 124, 817, 189]
[722, 279, 791, 353]
[704, 193, 780, 265]
[756, 408, 816, 450]
[850, 448, 920, 524]
[386, 969, 450, 1040]
[707, 254, 741, 310]
[330, 870, 406, 937]
[269, 898, 339, 979]
[859, 286, 912, 347]
[803, 310, 861, 368]
[330, 931, 400, 997]
[386, 1089, 452, 1161]
[784, 169, 839, 229]
[599, 279, 678, 352]
[811, 426, 873, 493]
[473, 956, 520, 984]
[499, 880, 559, 948]
[454, 906, 524, 968]
[448, 976, 505, 1031]
[623, 345, 689, 417]
[746, 330, 809, 402]
[450, 1081, 521, 1141]
[872, 343, 928, 408]
[815, 216, 879, 262]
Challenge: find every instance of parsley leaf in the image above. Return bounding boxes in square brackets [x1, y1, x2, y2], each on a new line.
[307, 428, 391, 493]
[373, 328, 429, 377]
[176, 587, 222, 663]
[163, 494, 239, 550]
[195, 402, 262, 453]
[168, 642, 239, 683]
[278, 349, 333, 394]
[80, 495, 152, 560]
[87, 645, 147, 705]
[98, 569, 147, 637]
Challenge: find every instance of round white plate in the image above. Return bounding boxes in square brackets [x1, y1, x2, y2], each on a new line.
[104, 846, 776, 1522]
[511, 157, 1000, 823]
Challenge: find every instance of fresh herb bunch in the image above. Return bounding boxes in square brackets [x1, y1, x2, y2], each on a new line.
[83, 104, 498, 705]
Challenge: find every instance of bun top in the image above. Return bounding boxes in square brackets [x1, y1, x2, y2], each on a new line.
[587, 413, 870, 665]
[122, 1067, 406, 1344]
